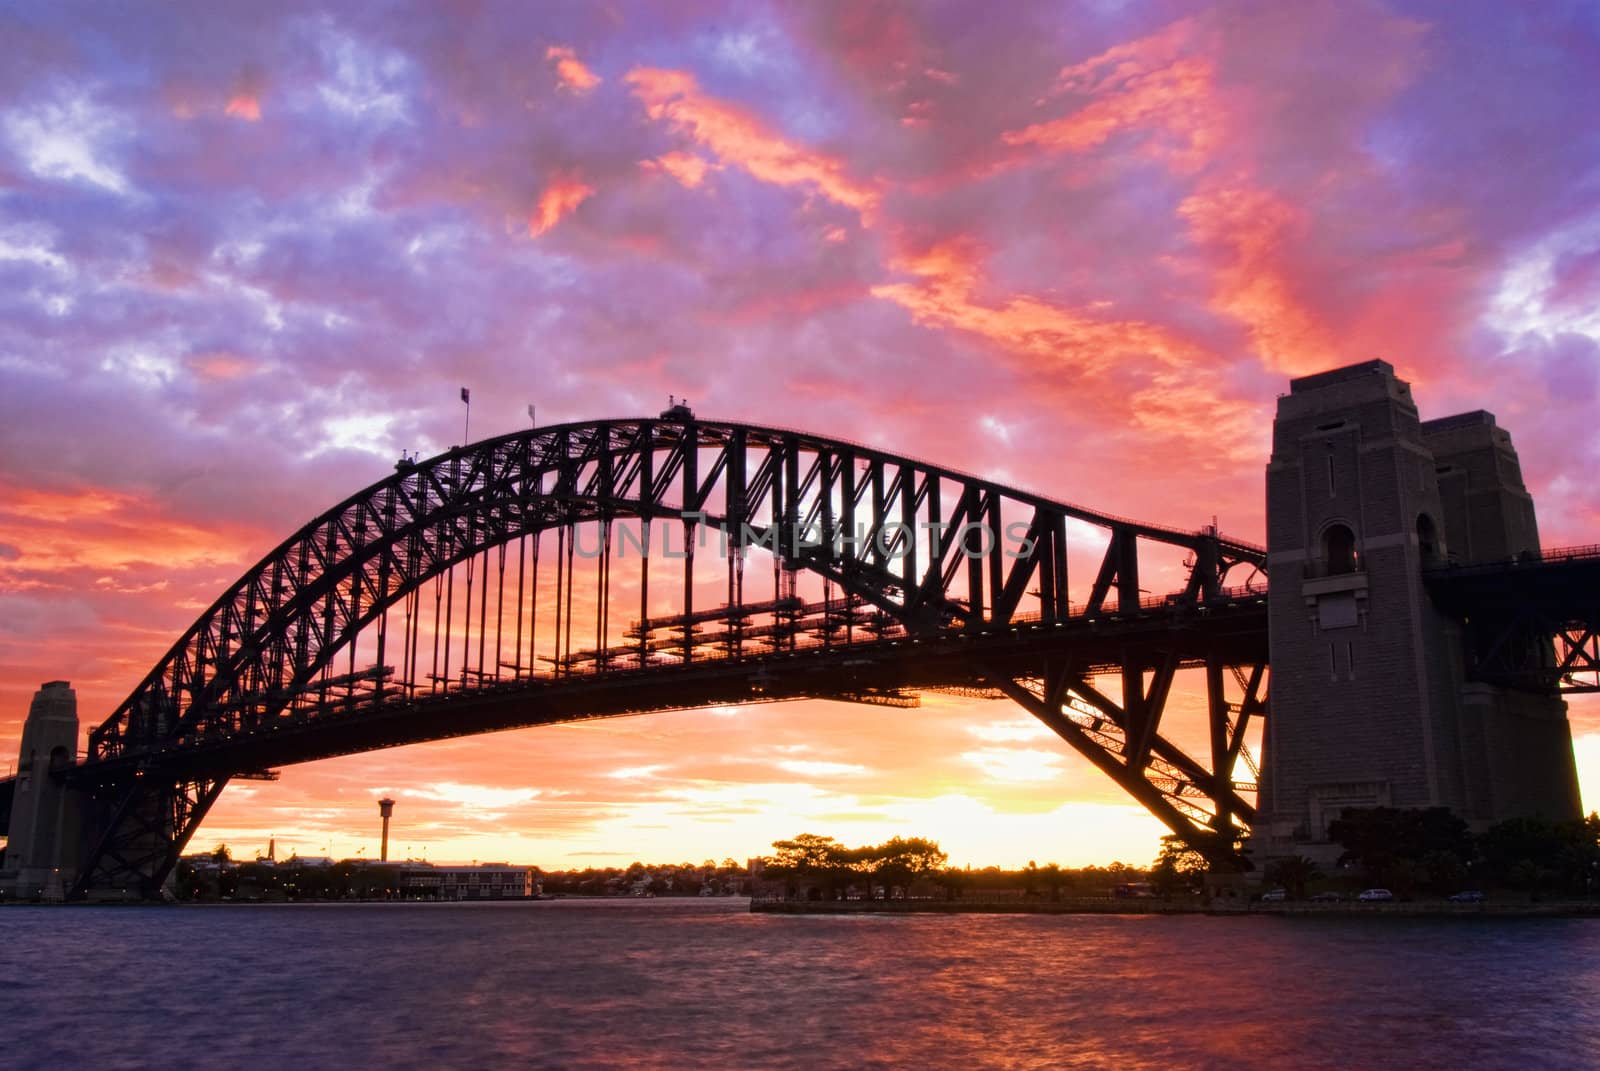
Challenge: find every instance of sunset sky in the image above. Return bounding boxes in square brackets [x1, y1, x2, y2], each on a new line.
[2, 1, 1597, 869]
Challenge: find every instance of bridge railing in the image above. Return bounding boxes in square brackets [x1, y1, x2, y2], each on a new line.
[1535, 543, 1600, 562]
[1423, 542, 1600, 577]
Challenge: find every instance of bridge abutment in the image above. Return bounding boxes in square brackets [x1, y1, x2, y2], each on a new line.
[1259, 361, 1580, 864]
[1, 681, 87, 902]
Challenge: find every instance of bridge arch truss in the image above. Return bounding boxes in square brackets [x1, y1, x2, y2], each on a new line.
[72, 418, 1269, 898]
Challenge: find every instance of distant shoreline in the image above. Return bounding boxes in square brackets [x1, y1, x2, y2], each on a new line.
[0, 893, 750, 908]
[750, 898, 1600, 919]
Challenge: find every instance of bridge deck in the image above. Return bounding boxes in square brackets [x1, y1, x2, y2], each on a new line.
[1425, 546, 1600, 692]
[66, 593, 1269, 786]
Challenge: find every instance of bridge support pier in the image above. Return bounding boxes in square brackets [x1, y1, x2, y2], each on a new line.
[0, 682, 87, 902]
[1258, 361, 1580, 866]
[70, 774, 229, 902]
[0, 682, 225, 902]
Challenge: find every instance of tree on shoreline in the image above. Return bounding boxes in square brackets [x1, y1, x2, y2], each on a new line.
[1478, 813, 1600, 898]
[767, 834, 855, 898]
[765, 834, 948, 899]
[1150, 835, 1207, 897]
[1326, 806, 1600, 898]
[1263, 855, 1322, 900]
[1328, 806, 1472, 895]
[867, 836, 948, 897]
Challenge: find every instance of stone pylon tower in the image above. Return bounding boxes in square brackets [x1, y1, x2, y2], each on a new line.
[1, 681, 85, 900]
[1257, 361, 1579, 860]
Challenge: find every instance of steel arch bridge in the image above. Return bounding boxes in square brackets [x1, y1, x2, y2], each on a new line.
[54, 414, 1274, 899]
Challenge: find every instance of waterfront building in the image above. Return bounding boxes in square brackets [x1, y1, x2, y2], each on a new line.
[398, 862, 537, 899]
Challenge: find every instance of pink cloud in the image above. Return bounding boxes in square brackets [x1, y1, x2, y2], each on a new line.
[224, 94, 261, 121]
[187, 351, 261, 382]
[643, 150, 710, 188]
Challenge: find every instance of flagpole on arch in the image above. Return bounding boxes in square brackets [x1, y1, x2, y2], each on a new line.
[460, 386, 471, 444]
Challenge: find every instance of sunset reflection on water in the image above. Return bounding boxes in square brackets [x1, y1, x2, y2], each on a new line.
[8, 898, 1600, 1070]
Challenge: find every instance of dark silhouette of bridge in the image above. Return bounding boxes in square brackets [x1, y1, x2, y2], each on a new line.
[2, 380, 1597, 900]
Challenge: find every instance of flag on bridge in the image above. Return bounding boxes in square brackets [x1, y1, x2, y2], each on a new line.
[460, 387, 470, 404]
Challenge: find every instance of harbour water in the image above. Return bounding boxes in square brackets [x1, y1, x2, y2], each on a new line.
[6, 897, 1598, 1069]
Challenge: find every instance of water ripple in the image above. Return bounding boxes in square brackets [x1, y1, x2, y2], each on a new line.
[3, 900, 1597, 1070]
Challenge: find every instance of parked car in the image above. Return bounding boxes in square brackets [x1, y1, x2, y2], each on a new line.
[1448, 890, 1486, 903]
[1309, 891, 1344, 903]
[1357, 888, 1394, 902]
[1259, 888, 1287, 902]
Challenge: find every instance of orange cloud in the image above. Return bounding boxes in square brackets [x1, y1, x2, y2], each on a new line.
[626, 67, 879, 218]
[1004, 18, 1220, 171]
[870, 241, 1200, 375]
[2, 484, 127, 525]
[1177, 183, 1340, 376]
[546, 45, 601, 93]
[1001, 16, 1337, 377]
[1053, 15, 1200, 94]
[870, 240, 1267, 469]
[0, 482, 255, 577]
[1005, 58, 1219, 170]
[528, 178, 595, 237]
[1125, 368, 1272, 465]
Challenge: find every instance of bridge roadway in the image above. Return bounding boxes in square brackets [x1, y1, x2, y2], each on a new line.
[0, 589, 1269, 831]
[72, 589, 1271, 781]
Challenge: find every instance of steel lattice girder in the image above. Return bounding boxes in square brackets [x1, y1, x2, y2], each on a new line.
[69, 774, 228, 901]
[981, 644, 1266, 864]
[1424, 549, 1600, 693]
[89, 419, 1266, 762]
[64, 418, 1269, 895]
